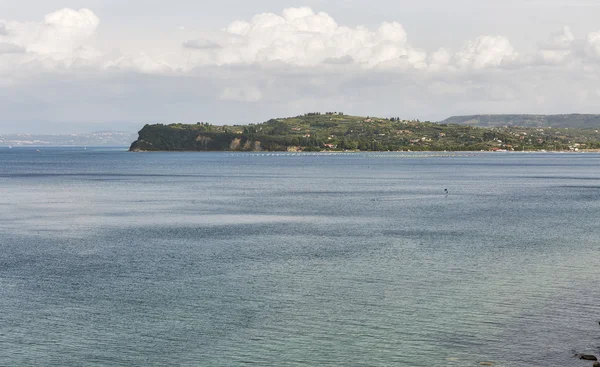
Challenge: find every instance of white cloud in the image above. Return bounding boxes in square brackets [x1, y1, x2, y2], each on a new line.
[1, 6, 596, 76]
[585, 31, 600, 59]
[538, 26, 575, 64]
[183, 39, 221, 50]
[548, 26, 575, 49]
[429, 48, 452, 70]
[2, 8, 99, 55]
[455, 36, 518, 69]
[0, 8, 101, 76]
[186, 8, 427, 70]
[104, 53, 174, 74]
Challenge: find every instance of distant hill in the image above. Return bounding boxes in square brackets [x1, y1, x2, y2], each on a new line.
[0, 131, 137, 146]
[441, 114, 600, 129]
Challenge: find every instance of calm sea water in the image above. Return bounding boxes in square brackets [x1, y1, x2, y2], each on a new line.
[1, 147, 599, 366]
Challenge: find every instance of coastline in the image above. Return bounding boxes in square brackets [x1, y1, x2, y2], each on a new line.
[129, 149, 597, 153]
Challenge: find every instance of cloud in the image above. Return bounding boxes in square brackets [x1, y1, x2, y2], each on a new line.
[3, 8, 99, 56]
[2, 6, 596, 76]
[323, 55, 354, 65]
[0, 43, 25, 54]
[183, 39, 221, 50]
[547, 26, 575, 49]
[104, 53, 174, 74]
[220, 86, 263, 102]
[585, 31, 600, 59]
[181, 7, 427, 69]
[534, 26, 600, 65]
[429, 48, 452, 70]
[455, 36, 518, 69]
[538, 26, 576, 64]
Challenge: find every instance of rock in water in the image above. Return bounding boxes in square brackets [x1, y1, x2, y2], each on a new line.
[479, 363, 494, 366]
[580, 355, 598, 361]
[593, 362, 600, 367]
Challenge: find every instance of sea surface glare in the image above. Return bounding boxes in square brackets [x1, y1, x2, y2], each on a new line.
[1, 147, 599, 366]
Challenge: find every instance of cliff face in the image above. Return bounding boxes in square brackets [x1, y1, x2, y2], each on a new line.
[130, 124, 224, 151]
[129, 124, 263, 152]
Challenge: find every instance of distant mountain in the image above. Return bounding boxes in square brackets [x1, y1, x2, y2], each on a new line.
[0, 131, 137, 146]
[441, 114, 600, 129]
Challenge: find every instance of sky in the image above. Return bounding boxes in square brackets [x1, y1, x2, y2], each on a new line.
[1, 0, 600, 133]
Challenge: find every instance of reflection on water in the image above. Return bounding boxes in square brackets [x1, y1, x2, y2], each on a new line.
[1, 147, 600, 366]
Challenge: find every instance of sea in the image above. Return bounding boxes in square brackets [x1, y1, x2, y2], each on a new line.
[1, 147, 599, 366]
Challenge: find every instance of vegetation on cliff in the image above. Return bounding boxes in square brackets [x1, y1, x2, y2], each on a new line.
[129, 113, 600, 152]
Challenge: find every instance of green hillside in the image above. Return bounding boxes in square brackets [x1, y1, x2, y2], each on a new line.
[442, 114, 600, 128]
[129, 113, 600, 152]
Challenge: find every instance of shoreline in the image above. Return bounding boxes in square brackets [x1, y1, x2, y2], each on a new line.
[129, 149, 598, 153]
